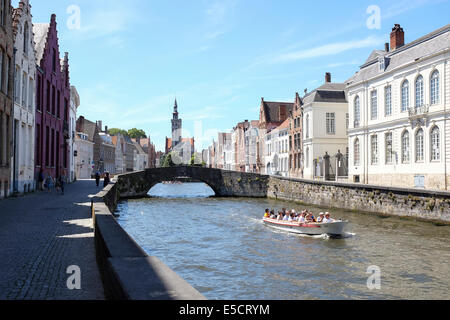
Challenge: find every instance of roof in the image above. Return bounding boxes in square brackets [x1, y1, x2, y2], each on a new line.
[302, 82, 347, 105]
[166, 137, 194, 151]
[133, 142, 146, 155]
[33, 23, 50, 63]
[276, 118, 290, 131]
[79, 118, 98, 143]
[347, 23, 450, 86]
[261, 100, 294, 124]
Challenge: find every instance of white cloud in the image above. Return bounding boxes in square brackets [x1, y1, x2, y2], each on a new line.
[274, 36, 385, 63]
[203, 0, 238, 40]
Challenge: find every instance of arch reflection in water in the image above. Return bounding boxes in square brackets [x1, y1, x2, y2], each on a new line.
[148, 182, 215, 198]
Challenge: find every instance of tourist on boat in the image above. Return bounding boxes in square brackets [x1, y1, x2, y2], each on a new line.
[323, 212, 334, 223]
[277, 212, 283, 220]
[283, 212, 289, 221]
[264, 209, 270, 218]
[298, 212, 306, 223]
[317, 212, 325, 223]
[270, 210, 276, 219]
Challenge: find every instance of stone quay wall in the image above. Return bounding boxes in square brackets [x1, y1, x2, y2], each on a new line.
[268, 176, 450, 223]
[91, 182, 205, 300]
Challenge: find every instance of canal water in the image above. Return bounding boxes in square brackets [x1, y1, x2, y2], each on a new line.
[116, 183, 450, 300]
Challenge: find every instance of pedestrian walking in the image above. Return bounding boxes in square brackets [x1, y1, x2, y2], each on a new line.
[103, 171, 110, 187]
[45, 175, 54, 192]
[38, 169, 44, 191]
[95, 170, 101, 187]
[58, 175, 66, 195]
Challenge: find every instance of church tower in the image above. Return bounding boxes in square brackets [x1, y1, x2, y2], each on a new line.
[171, 99, 182, 147]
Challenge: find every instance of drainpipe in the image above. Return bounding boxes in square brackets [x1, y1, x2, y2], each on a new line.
[12, 47, 17, 193]
[445, 60, 448, 190]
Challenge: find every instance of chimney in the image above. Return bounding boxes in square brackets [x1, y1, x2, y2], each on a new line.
[97, 120, 102, 131]
[390, 24, 404, 51]
[325, 72, 331, 83]
[385, 42, 390, 52]
[76, 116, 85, 133]
[105, 126, 108, 134]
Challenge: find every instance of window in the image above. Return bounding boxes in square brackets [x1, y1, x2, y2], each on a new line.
[354, 138, 360, 166]
[51, 129, 55, 167]
[385, 86, 392, 116]
[37, 75, 42, 111]
[371, 135, 378, 165]
[14, 67, 20, 102]
[28, 78, 33, 111]
[5, 56, 9, 96]
[431, 126, 440, 161]
[415, 75, 424, 108]
[24, 22, 29, 54]
[0, 49, 3, 93]
[22, 73, 27, 107]
[0, 0, 5, 26]
[354, 96, 360, 127]
[305, 115, 309, 139]
[46, 80, 50, 112]
[385, 132, 393, 164]
[326, 113, 335, 134]
[430, 70, 439, 105]
[52, 85, 56, 115]
[415, 129, 424, 162]
[402, 131, 410, 163]
[305, 147, 309, 168]
[52, 48, 56, 73]
[401, 80, 409, 112]
[346, 113, 349, 130]
[36, 124, 41, 166]
[371, 90, 378, 120]
[45, 126, 49, 166]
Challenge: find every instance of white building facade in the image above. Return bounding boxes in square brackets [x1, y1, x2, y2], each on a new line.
[74, 132, 94, 179]
[347, 24, 450, 190]
[11, 0, 36, 194]
[265, 119, 290, 176]
[302, 76, 349, 181]
[69, 86, 79, 182]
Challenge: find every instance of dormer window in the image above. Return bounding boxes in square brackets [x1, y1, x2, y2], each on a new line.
[379, 56, 390, 71]
[379, 57, 385, 70]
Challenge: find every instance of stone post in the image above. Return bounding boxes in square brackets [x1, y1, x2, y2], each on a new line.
[323, 152, 330, 181]
[335, 149, 343, 181]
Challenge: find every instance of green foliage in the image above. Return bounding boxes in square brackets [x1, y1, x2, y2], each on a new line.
[128, 128, 147, 139]
[162, 153, 175, 167]
[108, 128, 128, 136]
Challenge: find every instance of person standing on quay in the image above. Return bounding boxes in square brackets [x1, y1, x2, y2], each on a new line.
[95, 170, 101, 187]
[103, 172, 110, 187]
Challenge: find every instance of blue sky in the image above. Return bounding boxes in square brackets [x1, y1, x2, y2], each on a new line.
[24, 0, 450, 152]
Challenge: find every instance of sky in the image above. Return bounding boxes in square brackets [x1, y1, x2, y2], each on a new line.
[22, 0, 450, 152]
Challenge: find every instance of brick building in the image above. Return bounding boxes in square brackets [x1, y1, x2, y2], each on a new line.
[290, 92, 304, 178]
[34, 14, 71, 182]
[0, 0, 14, 199]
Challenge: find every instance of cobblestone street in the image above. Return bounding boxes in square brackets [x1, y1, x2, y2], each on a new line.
[0, 180, 105, 300]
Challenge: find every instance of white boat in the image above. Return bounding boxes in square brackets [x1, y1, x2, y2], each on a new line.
[262, 218, 348, 236]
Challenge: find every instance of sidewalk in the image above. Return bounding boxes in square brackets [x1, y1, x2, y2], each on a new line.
[0, 180, 105, 300]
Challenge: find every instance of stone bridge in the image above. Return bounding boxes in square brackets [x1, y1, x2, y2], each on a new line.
[115, 166, 270, 199]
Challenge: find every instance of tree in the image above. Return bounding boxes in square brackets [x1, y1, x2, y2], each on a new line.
[128, 128, 147, 139]
[108, 128, 128, 136]
[162, 153, 175, 167]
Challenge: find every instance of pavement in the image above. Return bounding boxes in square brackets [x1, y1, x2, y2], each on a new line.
[0, 180, 105, 300]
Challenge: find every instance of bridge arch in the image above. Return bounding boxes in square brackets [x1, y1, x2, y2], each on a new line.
[115, 166, 269, 199]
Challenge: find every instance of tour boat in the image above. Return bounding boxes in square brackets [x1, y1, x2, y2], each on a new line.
[262, 218, 348, 236]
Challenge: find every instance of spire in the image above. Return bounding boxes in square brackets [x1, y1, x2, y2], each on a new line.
[174, 98, 178, 114]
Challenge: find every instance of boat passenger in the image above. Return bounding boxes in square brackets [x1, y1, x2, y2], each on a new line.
[270, 210, 276, 219]
[317, 212, 325, 223]
[283, 213, 289, 221]
[323, 212, 335, 223]
[298, 212, 306, 223]
[264, 209, 270, 218]
[277, 212, 283, 221]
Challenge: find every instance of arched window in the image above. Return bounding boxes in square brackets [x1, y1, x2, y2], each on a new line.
[305, 147, 309, 168]
[415, 129, 424, 162]
[401, 80, 409, 112]
[401, 131, 410, 163]
[354, 138, 360, 166]
[431, 126, 440, 161]
[354, 96, 360, 127]
[23, 22, 29, 53]
[305, 115, 309, 139]
[415, 75, 424, 107]
[430, 70, 439, 105]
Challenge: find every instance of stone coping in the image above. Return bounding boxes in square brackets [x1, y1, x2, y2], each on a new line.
[270, 175, 450, 198]
[92, 181, 206, 300]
